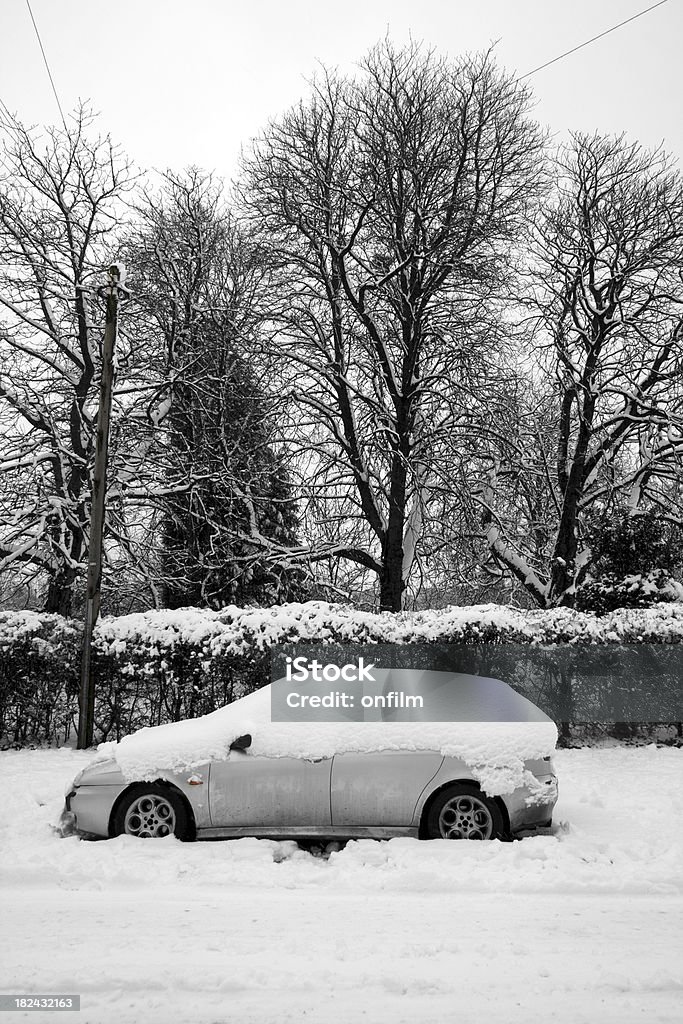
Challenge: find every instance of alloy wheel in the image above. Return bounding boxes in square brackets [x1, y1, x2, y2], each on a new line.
[123, 794, 177, 838]
[437, 793, 495, 840]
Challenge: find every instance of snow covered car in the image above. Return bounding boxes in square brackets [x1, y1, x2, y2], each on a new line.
[60, 673, 558, 842]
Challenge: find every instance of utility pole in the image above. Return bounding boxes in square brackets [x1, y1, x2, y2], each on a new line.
[77, 264, 129, 749]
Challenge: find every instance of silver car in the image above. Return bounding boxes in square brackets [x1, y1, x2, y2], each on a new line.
[60, 676, 558, 842]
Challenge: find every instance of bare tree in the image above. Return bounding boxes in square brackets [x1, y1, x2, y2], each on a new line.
[480, 134, 683, 607]
[242, 41, 544, 610]
[0, 106, 135, 614]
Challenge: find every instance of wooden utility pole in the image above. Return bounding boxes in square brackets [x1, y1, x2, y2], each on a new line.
[77, 264, 128, 749]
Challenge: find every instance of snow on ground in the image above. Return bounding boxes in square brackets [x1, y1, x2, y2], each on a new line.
[0, 745, 682, 1023]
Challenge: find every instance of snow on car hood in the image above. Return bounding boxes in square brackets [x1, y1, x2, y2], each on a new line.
[94, 681, 558, 797]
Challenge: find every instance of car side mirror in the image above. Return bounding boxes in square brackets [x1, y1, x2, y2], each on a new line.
[230, 733, 252, 751]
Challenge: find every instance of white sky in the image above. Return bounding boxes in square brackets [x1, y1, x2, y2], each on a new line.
[1, 0, 681, 179]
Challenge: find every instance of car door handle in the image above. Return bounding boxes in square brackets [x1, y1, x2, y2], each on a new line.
[305, 757, 325, 763]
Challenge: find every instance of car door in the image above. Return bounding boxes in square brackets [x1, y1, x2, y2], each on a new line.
[330, 750, 444, 827]
[209, 750, 332, 828]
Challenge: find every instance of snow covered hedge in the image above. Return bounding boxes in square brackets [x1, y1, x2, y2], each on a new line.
[0, 611, 81, 747]
[2, 600, 683, 746]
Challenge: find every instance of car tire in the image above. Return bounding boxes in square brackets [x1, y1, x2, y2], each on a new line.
[112, 783, 193, 841]
[425, 783, 505, 840]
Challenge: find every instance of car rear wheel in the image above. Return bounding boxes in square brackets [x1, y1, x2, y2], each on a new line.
[112, 784, 191, 840]
[426, 784, 505, 840]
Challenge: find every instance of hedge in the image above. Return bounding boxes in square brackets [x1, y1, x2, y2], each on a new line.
[2, 601, 683, 747]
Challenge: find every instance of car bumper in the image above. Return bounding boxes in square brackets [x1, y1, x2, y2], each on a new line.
[506, 774, 558, 835]
[59, 783, 128, 839]
[57, 806, 77, 837]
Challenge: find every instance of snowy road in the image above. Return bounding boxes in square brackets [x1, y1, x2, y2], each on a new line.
[1, 746, 682, 1023]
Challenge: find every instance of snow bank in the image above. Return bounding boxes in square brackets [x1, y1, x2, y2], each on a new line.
[2, 746, 682, 1024]
[2, 746, 682, 898]
[96, 682, 557, 796]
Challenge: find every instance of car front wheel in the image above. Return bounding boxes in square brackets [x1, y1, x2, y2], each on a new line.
[112, 784, 192, 840]
[426, 784, 505, 840]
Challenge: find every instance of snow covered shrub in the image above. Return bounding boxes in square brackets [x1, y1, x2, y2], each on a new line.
[593, 513, 683, 576]
[577, 513, 683, 614]
[0, 612, 81, 746]
[576, 570, 683, 615]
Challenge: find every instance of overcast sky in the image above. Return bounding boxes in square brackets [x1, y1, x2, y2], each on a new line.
[1, 0, 681, 179]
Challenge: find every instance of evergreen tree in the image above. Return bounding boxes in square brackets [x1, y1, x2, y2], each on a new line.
[128, 170, 305, 607]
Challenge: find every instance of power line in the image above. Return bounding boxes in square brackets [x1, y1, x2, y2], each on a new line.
[519, 0, 670, 79]
[7, 2, 673, 133]
[24, 0, 67, 130]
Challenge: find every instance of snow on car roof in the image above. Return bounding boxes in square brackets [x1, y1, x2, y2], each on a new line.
[96, 675, 558, 798]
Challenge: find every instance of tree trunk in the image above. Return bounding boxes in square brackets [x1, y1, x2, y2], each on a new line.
[379, 453, 408, 611]
[379, 547, 404, 611]
[550, 497, 580, 607]
[550, 390, 596, 606]
[44, 568, 76, 616]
